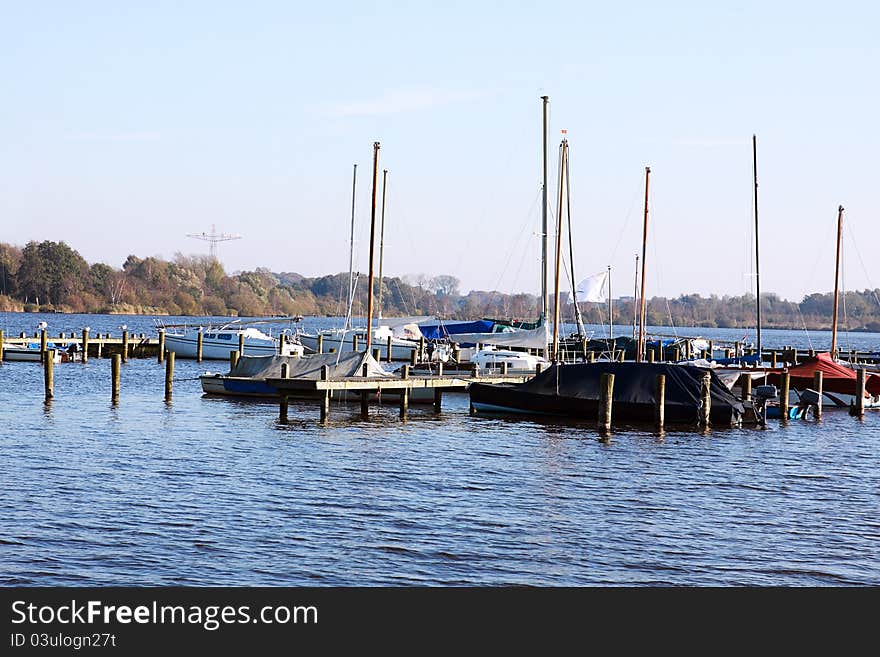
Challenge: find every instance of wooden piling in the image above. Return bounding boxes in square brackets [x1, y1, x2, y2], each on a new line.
[854, 368, 866, 417]
[387, 336, 393, 363]
[813, 370, 823, 419]
[362, 363, 369, 377]
[40, 329, 47, 363]
[791, 348, 798, 366]
[321, 365, 329, 381]
[708, 341, 714, 359]
[771, 351, 777, 368]
[780, 371, 790, 421]
[410, 349, 417, 366]
[164, 351, 174, 402]
[672, 345, 680, 362]
[44, 350, 55, 400]
[119, 330, 128, 363]
[96, 340, 103, 359]
[238, 332, 245, 356]
[501, 361, 509, 375]
[740, 372, 752, 400]
[699, 371, 711, 428]
[230, 350, 239, 370]
[111, 354, 121, 403]
[401, 364, 410, 380]
[372, 348, 380, 362]
[79, 327, 89, 364]
[655, 373, 665, 430]
[400, 388, 409, 419]
[588, 351, 595, 363]
[0, 329, 4, 362]
[598, 372, 614, 434]
[433, 388, 442, 414]
[320, 390, 330, 423]
[156, 329, 164, 363]
[196, 330, 203, 363]
[658, 343, 664, 362]
[279, 363, 289, 422]
[648, 348, 655, 363]
[353, 334, 359, 352]
[360, 390, 369, 418]
[317, 334, 324, 354]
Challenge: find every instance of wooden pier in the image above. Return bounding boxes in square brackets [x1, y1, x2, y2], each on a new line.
[267, 370, 532, 422]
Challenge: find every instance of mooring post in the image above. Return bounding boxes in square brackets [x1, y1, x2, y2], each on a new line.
[278, 332, 285, 355]
[317, 334, 324, 354]
[771, 351, 777, 368]
[672, 345, 681, 362]
[229, 350, 239, 371]
[40, 329, 47, 363]
[196, 330, 203, 363]
[155, 329, 164, 363]
[740, 372, 752, 400]
[588, 351, 595, 363]
[655, 373, 665, 430]
[279, 361, 289, 423]
[96, 340, 103, 359]
[44, 349, 55, 401]
[780, 371, 790, 421]
[808, 348, 815, 359]
[854, 368, 866, 417]
[410, 349, 417, 366]
[598, 372, 614, 435]
[648, 348, 655, 363]
[387, 336, 393, 363]
[111, 354, 121, 403]
[372, 348, 380, 362]
[401, 364, 410, 380]
[791, 348, 798, 366]
[400, 387, 409, 419]
[699, 371, 711, 429]
[658, 343, 664, 362]
[80, 327, 89, 364]
[708, 340, 714, 360]
[0, 328, 4, 362]
[120, 330, 129, 363]
[353, 334, 359, 352]
[238, 332, 245, 357]
[164, 351, 174, 402]
[501, 361, 509, 376]
[437, 361, 444, 377]
[433, 388, 442, 414]
[320, 390, 330, 423]
[813, 370, 823, 419]
[360, 390, 369, 418]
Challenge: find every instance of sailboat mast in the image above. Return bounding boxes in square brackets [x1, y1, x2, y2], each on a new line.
[636, 167, 650, 362]
[365, 142, 380, 355]
[564, 141, 585, 337]
[608, 265, 613, 346]
[552, 140, 567, 362]
[633, 254, 639, 340]
[541, 95, 549, 325]
[346, 163, 357, 330]
[831, 205, 844, 359]
[377, 169, 388, 322]
[752, 135, 762, 361]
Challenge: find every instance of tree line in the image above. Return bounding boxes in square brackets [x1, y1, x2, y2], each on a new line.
[1, 240, 879, 331]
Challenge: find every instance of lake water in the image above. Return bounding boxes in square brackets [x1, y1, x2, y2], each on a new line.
[1, 313, 878, 585]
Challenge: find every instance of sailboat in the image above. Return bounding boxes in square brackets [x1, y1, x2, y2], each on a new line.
[765, 206, 880, 410]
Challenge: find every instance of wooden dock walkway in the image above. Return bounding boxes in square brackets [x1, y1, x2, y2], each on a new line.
[267, 368, 532, 422]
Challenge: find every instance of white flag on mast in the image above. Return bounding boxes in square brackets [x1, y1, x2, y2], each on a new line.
[564, 270, 608, 304]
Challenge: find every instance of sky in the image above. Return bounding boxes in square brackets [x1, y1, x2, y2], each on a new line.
[2, 1, 878, 302]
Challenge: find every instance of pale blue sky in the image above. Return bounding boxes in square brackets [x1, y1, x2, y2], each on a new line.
[2, 1, 878, 301]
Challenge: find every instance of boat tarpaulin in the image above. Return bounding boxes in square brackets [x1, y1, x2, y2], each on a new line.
[229, 351, 390, 380]
[470, 361, 744, 424]
[417, 320, 496, 340]
[768, 352, 880, 396]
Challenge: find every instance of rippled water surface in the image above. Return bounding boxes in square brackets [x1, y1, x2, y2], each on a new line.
[1, 314, 878, 585]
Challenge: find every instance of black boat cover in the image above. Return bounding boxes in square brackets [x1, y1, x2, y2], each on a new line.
[470, 361, 745, 424]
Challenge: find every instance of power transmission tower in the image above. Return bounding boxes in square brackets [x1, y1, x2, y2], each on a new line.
[186, 224, 242, 259]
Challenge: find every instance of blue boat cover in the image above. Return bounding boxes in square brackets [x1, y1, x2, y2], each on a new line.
[418, 320, 495, 340]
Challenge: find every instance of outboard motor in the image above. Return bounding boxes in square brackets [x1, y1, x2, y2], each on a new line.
[752, 384, 778, 425]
